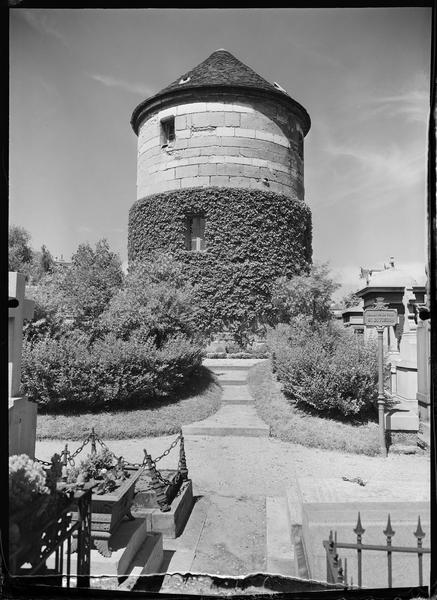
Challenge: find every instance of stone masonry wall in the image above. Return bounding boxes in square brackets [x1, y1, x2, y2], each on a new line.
[136, 96, 305, 200]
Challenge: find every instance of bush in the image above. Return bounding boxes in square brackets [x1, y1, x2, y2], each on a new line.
[9, 454, 50, 512]
[22, 332, 203, 412]
[268, 320, 379, 419]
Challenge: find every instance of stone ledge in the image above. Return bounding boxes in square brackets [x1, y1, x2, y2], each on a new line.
[132, 480, 194, 539]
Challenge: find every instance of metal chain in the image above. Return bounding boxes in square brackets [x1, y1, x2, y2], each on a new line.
[34, 457, 52, 466]
[153, 433, 181, 463]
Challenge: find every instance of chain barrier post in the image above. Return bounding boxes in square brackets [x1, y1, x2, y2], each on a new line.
[143, 450, 170, 512]
[90, 427, 96, 455]
[178, 432, 189, 481]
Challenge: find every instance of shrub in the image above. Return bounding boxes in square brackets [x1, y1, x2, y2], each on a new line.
[9, 454, 50, 512]
[268, 321, 379, 419]
[128, 187, 312, 337]
[22, 332, 203, 412]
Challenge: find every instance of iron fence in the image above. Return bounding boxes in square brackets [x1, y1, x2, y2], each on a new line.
[323, 512, 430, 589]
[10, 488, 92, 588]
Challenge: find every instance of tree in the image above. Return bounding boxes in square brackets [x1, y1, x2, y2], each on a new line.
[272, 262, 340, 325]
[341, 290, 363, 309]
[99, 253, 198, 347]
[9, 225, 34, 277]
[59, 239, 124, 324]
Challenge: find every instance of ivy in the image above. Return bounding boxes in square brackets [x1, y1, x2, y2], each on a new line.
[128, 187, 312, 336]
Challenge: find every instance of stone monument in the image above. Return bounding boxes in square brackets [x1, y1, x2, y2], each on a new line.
[9, 271, 37, 458]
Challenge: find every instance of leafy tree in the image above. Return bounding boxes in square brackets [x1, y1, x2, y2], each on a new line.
[272, 262, 340, 325]
[341, 290, 363, 309]
[9, 225, 34, 277]
[99, 253, 198, 347]
[59, 239, 124, 324]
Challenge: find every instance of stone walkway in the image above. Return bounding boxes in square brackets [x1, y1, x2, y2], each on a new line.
[34, 359, 431, 591]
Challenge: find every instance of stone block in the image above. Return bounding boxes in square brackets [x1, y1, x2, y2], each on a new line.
[175, 115, 186, 130]
[198, 163, 217, 176]
[133, 481, 194, 539]
[176, 129, 191, 139]
[215, 126, 235, 137]
[225, 112, 241, 126]
[384, 408, 419, 431]
[66, 520, 163, 579]
[176, 102, 207, 115]
[192, 112, 225, 127]
[235, 127, 256, 139]
[188, 136, 221, 148]
[175, 164, 198, 178]
[216, 163, 244, 176]
[210, 175, 230, 186]
[229, 176, 251, 187]
[206, 101, 233, 111]
[180, 176, 210, 188]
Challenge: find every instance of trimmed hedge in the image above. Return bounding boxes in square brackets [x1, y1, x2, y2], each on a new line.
[22, 332, 203, 412]
[128, 187, 312, 335]
[268, 321, 379, 419]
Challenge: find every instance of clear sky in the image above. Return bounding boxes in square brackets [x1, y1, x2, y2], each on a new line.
[9, 8, 431, 296]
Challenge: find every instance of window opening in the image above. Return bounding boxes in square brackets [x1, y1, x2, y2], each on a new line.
[161, 117, 175, 147]
[186, 215, 206, 252]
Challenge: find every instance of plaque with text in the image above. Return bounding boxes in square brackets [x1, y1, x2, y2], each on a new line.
[364, 308, 398, 327]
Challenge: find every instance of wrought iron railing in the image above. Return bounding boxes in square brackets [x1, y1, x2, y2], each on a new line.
[10, 488, 92, 588]
[323, 512, 430, 589]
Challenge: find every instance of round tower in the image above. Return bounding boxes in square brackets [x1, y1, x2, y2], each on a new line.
[129, 50, 312, 334]
[131, 49, 310, 199]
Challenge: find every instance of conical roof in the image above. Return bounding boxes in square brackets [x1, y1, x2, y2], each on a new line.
[131, 49, 310, 135]
[158, 49, 281, 96]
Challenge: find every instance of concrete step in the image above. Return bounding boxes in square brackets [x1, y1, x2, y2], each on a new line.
[221, 385, 253, 404]
[215, 371, 248, 385]
[204, 358, 267, 370]
[266, 496, 296, 577]
[182, 405, 269, 437]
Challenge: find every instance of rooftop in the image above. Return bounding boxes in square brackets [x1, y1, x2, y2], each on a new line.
[131, 49, 311, 135]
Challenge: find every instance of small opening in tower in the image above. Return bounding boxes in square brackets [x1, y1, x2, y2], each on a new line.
[161, 116, 175, 147]
[185, 215, 206, 252]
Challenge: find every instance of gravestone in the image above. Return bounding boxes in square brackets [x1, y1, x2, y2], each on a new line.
[9, 271, 37, 458]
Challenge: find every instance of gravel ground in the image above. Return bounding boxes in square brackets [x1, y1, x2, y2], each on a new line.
[35, 434, 430, 498]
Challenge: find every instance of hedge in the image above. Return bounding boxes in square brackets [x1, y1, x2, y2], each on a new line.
[128, 187, 312, 335]
[268, 321, 379, 419]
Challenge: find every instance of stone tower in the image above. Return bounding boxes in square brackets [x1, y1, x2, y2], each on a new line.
[129, 49, 312, 334]
[131, 49, 310, 199]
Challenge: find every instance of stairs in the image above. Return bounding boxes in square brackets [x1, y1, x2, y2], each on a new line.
[182, 359, 270, 438]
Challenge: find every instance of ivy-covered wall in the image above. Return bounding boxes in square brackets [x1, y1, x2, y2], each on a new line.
[128, 187, 312, 335]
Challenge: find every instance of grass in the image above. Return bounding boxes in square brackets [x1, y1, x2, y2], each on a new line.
[248, 361, 381, 456]
[36, 366, 222, 440]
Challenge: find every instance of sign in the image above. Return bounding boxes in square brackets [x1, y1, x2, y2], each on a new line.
[364, 309, 398, 327]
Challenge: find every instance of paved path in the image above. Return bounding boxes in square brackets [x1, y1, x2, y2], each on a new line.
[34, 359, 430, 589]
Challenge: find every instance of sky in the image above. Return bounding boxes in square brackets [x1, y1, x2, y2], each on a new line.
[9, 8, 432, 297]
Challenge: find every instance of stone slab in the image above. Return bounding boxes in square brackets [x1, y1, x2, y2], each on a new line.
[221, 385, 253, 403]
[295, 478, 430, 588]
[67, 519, 163, 578]
[203, 358, 266, 369]
[215, 371, 248, 385]
[302, 502, 430, 589]
[132, 479, 194, 539]
[182, 405, 269, 437]
[296, 477, 429, 505]
[266, 497, 296, 577]
[385, 408, 419, 431]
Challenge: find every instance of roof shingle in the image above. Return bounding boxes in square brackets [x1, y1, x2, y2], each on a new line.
[158, 49, 283, 96]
